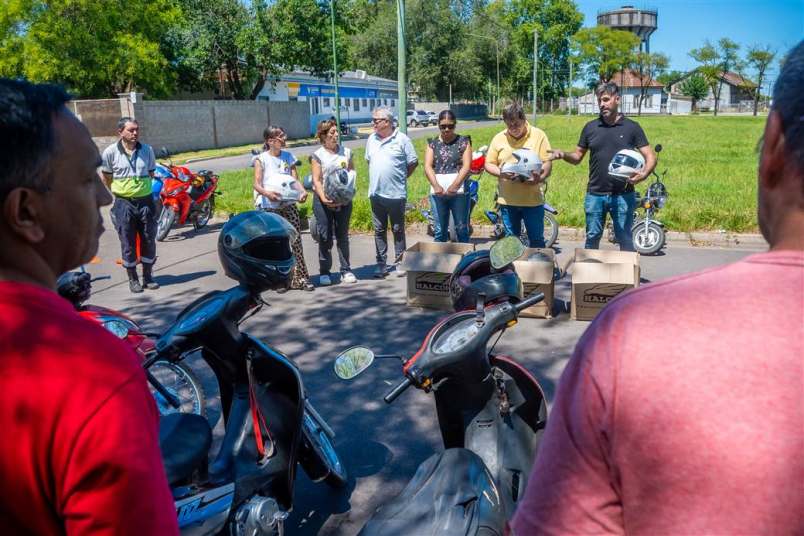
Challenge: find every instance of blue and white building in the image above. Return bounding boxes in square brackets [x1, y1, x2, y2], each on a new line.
[256, 70, 399, 135]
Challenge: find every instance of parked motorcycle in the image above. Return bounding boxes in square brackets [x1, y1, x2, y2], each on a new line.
[333, 239, 548, 535]
[484, 185, 560, 248]
[606, 144, 668, 255]
[150, 282, 347, 534]
[56, 270, 205, 416]
[156, 150, 219, 241]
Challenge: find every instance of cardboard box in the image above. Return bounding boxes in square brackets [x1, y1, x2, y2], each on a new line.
[513, 248, 556, 318]
[401, 242, 475, 310]
[570, 249, 640, 321]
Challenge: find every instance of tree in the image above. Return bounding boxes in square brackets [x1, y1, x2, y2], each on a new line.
[1, 0, 180, 98]
[168, 0, 253, 99]
[630, 51, 668, 115]
[679, 74, 708, 112]
[573, 26, 640, 83]
[656, 69, 685, 88]
[240, 0, 341, 99]
[690, 38, 740, 116]
[744, 45, 776, 116]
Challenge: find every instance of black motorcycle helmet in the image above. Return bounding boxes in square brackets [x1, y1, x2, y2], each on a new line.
[218, 211, 297, 292]
[451, 271, 523, 311]
[449, 249, 522, 311]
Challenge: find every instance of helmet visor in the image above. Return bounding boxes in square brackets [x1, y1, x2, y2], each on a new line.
[224, 213, 298, 250]
[611, 153, 642, 170]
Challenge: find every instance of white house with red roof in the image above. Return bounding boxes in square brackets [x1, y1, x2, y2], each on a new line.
[578, 69, 668, 115]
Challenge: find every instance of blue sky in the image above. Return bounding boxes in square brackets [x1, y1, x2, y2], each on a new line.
[575, 0, 803, 85]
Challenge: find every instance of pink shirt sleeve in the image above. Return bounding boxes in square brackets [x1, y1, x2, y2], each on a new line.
[511, 313, 625, 535]
[59, 373, 179, 535]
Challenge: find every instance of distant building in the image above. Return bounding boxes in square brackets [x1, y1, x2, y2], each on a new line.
[597, 5, 658, 53]
[578, 69, 666, 115]
[256, 70, 399, 134]
[669, 70, 756, 112]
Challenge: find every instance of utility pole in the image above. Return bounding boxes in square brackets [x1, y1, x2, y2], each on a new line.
[468, 33, 500, 117]
[397, 0, 407, 134]
[568, 59, 573, 116]
[329, 0, 340, 131]
[532, 28, 538, 123]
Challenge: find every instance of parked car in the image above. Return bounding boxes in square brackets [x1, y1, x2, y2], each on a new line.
[406, 109, 431, 127]
[425, 111, 438, 125]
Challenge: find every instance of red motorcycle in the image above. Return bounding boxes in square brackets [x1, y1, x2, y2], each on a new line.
[155, 157, 219, 241]
[56, 270, 205, 416]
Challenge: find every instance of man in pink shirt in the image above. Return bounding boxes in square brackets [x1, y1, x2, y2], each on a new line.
[511, 41, 804, 535]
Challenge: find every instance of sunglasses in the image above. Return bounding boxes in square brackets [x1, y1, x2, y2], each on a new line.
[439, 123, 456, 131]
[371, 118, 387, 124]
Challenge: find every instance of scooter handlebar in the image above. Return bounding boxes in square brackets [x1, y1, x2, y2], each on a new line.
[384, 377, 412, 404]
[515, 292, 545, 313]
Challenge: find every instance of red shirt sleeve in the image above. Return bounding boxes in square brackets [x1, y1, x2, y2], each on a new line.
[58, 371, 178, 535]
[511, 311, 625, 535]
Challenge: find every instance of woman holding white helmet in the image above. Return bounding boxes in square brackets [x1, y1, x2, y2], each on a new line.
[253, 125, 314, 291]
[311, 119, 357, 286]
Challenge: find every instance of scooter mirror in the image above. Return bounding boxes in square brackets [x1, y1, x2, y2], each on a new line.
[654, 144, 663, 153]
[251, 148, 260, 156]
[334, 346, 375, 380]
[490, 235, 526, 269]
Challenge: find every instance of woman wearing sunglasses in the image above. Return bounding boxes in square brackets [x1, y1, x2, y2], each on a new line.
[423, 110, 472, 243]
[253, 125, 315, 291]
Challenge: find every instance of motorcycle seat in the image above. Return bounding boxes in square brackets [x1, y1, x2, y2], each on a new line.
[359, 448, 507, 536]
[159, 413, 212, 486]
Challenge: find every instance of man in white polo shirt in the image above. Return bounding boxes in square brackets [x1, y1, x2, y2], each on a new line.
[100, 117, 158, 293]
[365, 106, 418, 278]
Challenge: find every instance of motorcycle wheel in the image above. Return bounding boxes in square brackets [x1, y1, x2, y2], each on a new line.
[148, 360, 206, 417]
[632, 221, 665, 255]
[156, 207, 176, 241]
[544, 211, 559, 248]
[301, 411, 348, 488]
[193, 198, 213, 230]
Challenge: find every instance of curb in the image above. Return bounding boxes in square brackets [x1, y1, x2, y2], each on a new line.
[211, 215, 766, 251]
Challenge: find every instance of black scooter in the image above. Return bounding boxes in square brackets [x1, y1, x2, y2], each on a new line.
[151, 285, 347, 535]
[334, 242, 547, 534]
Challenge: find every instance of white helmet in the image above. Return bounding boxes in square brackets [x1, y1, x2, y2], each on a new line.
[608, 149, 645, 179]
[264, 173, 301, 204]
[501, 148, 542, 180]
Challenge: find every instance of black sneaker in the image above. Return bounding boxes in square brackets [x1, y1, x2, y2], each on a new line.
[373, 264, 387, 278]
[129, 279, 143, 293]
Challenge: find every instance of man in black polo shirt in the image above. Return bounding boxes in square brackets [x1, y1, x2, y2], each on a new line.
[550, 82, 656, 251]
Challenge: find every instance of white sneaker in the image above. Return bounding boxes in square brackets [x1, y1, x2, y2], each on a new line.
[341, 271, 357, 284]
[394, 264, 407, 277]
[319, 274, 332, 286]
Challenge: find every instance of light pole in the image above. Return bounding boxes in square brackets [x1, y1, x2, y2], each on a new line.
[468, 32, 500, 117]
[329, 0, 340, 131]
[397, 0, 407, 133]
[532, 28, 538, 123]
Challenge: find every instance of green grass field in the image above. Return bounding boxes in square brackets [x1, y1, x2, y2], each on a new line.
[214, 115, 765, 233]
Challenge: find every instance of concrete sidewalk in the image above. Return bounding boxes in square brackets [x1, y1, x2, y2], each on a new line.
[90, 212, 759, 535]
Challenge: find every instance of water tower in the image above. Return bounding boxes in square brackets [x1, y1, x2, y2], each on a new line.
[597, 5, 658, 53]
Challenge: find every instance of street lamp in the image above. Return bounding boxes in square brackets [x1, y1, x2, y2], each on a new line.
[397, 0, 407, 133]
[329, 0, 340, 131]
[468, 32, 500, 117]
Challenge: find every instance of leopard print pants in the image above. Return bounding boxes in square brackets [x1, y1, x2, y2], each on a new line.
[265, 204, 311, 289]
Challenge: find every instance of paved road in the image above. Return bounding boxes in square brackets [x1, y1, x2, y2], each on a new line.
[88, 214, 762, 535]
[185, 120, 503, 174]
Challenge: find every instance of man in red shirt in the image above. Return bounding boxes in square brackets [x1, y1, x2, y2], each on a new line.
[511, 42, 804, 534]
[0, 79, 178, 534]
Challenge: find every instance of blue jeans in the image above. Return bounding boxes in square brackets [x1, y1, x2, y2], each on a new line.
[499, 204, 545, 248]
[430, 192, 470, 243]
[584, 192, 637, 251]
